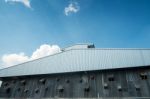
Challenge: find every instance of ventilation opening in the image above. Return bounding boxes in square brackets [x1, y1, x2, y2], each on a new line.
[140, 73, 147, 80]
[39, 78, 46, 84]
[6, 87, 11, 93]
[135, 85, 140, 91]
[103, 83, 108, 89]
[35, 88, 39, 93]
[45, 87, 48, 91]
[20, 80, 26, 85]
[57, 85, 64, 92]
[24, 89, 29, 93]
[108, 75, 114, 81]
[90, 75, 95, 80]
[65, 79, 70, 83]
[117, 85, 122, 91]
[84, 85, 90, 92]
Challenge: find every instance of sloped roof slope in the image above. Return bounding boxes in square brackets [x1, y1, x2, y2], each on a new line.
[0, 44, 150, 77]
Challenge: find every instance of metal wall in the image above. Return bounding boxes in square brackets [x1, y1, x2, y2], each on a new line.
[0, 68, 150, 98]
[0, 49, 150, 77]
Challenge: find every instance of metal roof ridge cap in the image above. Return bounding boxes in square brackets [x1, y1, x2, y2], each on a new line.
[66, 48, 150, 50]
[94, 48, 150, 50]
[62, 43, 94, 49]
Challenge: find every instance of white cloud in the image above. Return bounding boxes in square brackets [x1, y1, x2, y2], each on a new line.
[1, 44, 61, 68]
[64, 2, 80, 16]
[2, 53, 29, 67]
[5, 0, 31, 8]
[31, 44, 60, 60]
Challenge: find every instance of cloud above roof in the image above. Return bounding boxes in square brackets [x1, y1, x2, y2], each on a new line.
[2, 53, 29, 67]
[64, 2, 80, 16]
[31, 44, 60, 60]
[5, 0, 31, 8]
[1, 44, 61, 68]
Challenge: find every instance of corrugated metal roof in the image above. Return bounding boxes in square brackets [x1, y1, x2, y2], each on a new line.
[0, 44, 150, 77]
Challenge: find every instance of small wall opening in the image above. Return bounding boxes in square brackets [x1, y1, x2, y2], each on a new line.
[108, 74, 114, 81]
[140, 72, 147, 80]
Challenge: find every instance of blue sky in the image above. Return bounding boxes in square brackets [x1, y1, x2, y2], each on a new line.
[0, 0, 150, 67]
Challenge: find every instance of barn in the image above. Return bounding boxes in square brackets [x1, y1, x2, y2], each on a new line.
[0, 43, 150, 98]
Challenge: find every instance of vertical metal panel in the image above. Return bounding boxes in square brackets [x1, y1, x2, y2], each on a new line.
[1, 68, 150, 98]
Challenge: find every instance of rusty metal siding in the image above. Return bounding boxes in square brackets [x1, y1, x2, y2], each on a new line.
[0, 49, 150, 77]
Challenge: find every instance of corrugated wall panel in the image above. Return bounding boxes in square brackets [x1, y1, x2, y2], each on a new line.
[0, 49, 150, 77]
